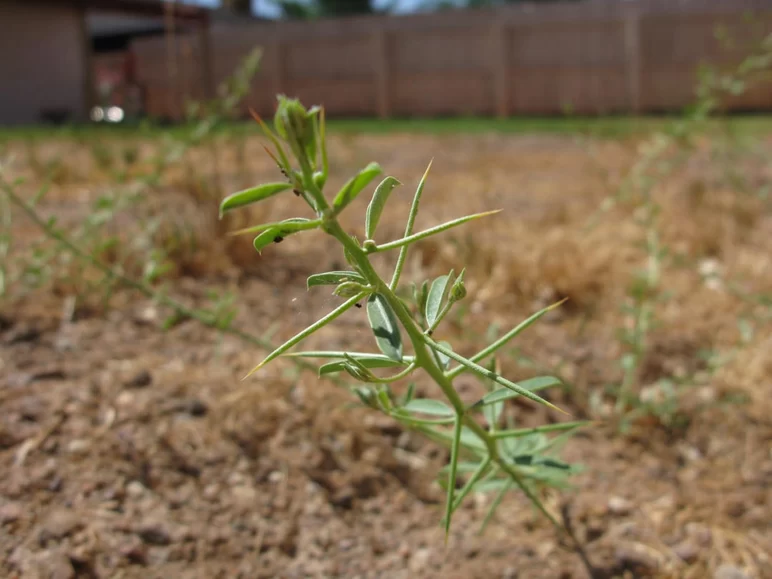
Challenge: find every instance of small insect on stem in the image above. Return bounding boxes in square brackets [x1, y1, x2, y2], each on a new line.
[274, 236, 284, 244]
[293, 189, 302, 197]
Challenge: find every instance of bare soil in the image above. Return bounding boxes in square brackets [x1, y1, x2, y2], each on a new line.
[1, 131, 770, 579]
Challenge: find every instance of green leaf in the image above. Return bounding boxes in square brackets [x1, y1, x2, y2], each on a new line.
[251, 219, 319, 254]
[374, 210, 501, 253]
[366, 293, 403, 361]
[402, 399, 455, 417]
[492, 421, 587, 440]
[446, 298, 568, 380]
[283, 351, 416, 364]
[479, 479, 512, 532]
[390, 160, 433, 291]
[428, 339, 567, 414]
[219, 183, 293, 217]
[243, 291, 367, 378]
[307, 270, 366, 289]
[332, 162, 382, 213]
[365, 176, 402, 239]
[229, 217, 319, 238]
[253, 228, 283, 253]
[319, 356, 406, 376]
[449, 457, 492, 512]
[512, 455, 573, 470]
[426, 271, 454, 328]
[403, 383, 416, 404]
[472, 376, 563, 409]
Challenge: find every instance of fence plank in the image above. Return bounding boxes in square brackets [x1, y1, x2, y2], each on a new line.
[131, 0, 772, 119]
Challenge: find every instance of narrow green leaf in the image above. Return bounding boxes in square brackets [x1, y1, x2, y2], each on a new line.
[429, 339, 567, 414]
[390, 160, 433, 291]
[243, 291, 367, 379]
[332, 162, 382, 213]
[512, 455, 573, 470]
[402, 399, 454, 417]
[450, 457, 491, 512]
[377, 388, 393, 412]
[365, 176, 402, 239]
[447, 299, 568, 380]
[307, 270, 366, 289]
[319, 356, 406, 376]
[472, 376, 563, 409]
[366, 293, 403, 361]
[478, 477, 511, 533]
[219, 182, 293, 217]
[492, 421, 587, 440]
[283, 351, 416, 363]
[391, 412, 455, 426]
[229, 217, 319, 238]
[374, 210, 501, 253]
[340, 359, 378, 382]
[253, 228, 282, 253]
[251, 218, 320, 254]
[426, 272, 454, 328]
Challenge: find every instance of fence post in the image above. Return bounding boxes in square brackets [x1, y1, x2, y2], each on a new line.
[624, 8, 642, 114]
[490, 20, 510, 118]
[372, 29, 391, 119]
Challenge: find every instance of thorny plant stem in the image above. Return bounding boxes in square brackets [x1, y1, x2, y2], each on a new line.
[0, 177, 324, 379]
[321, 216, 565, 531]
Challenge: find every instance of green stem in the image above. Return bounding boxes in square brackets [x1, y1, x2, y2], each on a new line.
[322, 217, 565, 532]
[444, 416, 463, 540]
[451, 456, 491, 512]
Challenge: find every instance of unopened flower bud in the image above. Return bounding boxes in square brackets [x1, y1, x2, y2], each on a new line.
[274, 96, 318, 167]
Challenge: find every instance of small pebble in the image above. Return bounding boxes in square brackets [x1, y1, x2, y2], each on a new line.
[0, 502, 23, 524]
[39, 510, 82, 543]
[608, 496, 633, 516]
[137, 522, 172, 546]
[126, 481, 147, 498]
[714, 564, 751, 579]
[125, 370, 152, 389]
[673, 540, 699, 563]
[67, 439, 90, 454]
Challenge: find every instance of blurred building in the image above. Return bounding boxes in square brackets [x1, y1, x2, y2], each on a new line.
[0, 0, 211, 126]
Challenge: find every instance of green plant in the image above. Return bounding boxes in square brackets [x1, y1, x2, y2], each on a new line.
[219, 96, 585, 536]
[587, 29, 772, 432]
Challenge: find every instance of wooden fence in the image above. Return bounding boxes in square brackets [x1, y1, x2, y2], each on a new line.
[131, 0, 772, 120]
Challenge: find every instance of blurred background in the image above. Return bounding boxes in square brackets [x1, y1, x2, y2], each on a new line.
[1, 0, 771, 126]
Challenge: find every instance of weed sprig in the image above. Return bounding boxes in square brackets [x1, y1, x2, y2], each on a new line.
[220, 97, 586, 536]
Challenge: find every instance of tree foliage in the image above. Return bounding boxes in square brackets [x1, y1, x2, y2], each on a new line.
[274, 0, 376, 20]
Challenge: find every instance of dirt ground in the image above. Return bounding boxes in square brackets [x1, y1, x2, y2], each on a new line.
[1, 129, 770, 579]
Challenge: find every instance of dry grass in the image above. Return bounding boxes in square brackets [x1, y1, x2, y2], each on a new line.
[1, 127, 771, 578]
